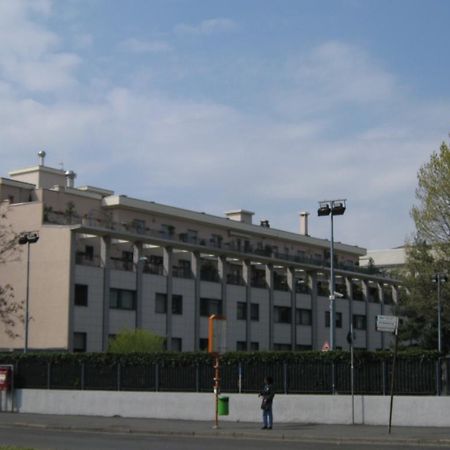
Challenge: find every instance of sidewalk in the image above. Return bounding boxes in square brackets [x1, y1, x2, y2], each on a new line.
[1, 413, 450, 446]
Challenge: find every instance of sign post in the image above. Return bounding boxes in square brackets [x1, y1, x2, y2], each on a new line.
[376, 315, 400, 434]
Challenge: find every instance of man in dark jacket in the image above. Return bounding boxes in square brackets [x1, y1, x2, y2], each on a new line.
[259, 376, 275, 429]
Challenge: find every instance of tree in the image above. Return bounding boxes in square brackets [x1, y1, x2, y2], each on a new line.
[396, 142, 450, 352]
[108, 329, 165, 353]
[0, 204, 23, 338]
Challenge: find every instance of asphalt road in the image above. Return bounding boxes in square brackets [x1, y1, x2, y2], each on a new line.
[1, 426, 449, 450]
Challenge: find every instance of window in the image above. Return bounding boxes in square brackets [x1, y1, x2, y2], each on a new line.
[296, 345, 312, 351]
[274, 306, 291, 324]
[171, 338, 182, 352]
[199, 338, 209, 351]
[155, 293, 183, 315]
[325, 311, 342, 328]
[236, 341, 259, 351]
[187, 229, 198, 243]
[74, 284, 88, 306]
[353, 314, 367, 330]
[236, 302, 259, 321]
[85, 245, 94, 261]
[200, 298, 222, 316]
[132, 219, 146, 234]
[73, 332, 87, 352]
[296, 308, 312, 326]
[110, 288, 136, 310]
[274, 343, 291, 351]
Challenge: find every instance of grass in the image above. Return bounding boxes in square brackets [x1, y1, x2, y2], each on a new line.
[0, 446, 36, 450]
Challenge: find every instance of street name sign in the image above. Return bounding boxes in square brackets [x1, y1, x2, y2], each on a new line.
[376, 315, 399, 333]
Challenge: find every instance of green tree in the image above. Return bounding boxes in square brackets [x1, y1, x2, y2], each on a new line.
[0, 205, 23, 338]
[396, 142, 450, 351]
[108, 329, 165, 353]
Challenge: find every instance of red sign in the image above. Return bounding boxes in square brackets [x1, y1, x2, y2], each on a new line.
[0, 367, 11, 391]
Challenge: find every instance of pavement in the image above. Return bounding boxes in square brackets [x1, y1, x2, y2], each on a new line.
[1, 413, 450, 447]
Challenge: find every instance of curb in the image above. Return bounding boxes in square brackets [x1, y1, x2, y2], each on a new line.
[5, 422, 450, 447]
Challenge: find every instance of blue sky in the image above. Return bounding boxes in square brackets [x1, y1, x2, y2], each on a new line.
[1, 0, 450, 250]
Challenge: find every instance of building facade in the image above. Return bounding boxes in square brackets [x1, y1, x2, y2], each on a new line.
[0, 154, 398, 352]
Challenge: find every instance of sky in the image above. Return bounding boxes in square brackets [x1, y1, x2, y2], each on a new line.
[1, 0, 450, 251]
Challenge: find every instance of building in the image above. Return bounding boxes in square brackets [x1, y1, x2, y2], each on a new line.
[359, 247, 406, 272]
[0, 153, 398, 352]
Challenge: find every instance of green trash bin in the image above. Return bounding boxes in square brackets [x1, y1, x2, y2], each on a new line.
[218, 396, 229, 416]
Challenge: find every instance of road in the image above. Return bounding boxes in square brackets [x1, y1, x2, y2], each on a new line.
[1, 426, 449, 450]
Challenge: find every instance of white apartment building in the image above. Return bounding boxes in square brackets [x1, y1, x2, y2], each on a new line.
[0, 153, 398, 352]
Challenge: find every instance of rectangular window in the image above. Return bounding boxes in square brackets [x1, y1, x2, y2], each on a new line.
[296, 308, 312, 326]
[200, 297, 222, 317]
[325, 311, 342, 328]
[274, 343, 291, 351]
[110, 288, 136, 310]
[236, 341, 259, 351]
[199, 338, 209, 351]
[73, 332, 87, 352]
[132, 219, 146, 234]
[171, 338, 182, 352]
[353, 314, 367, 330]
[74, 284, 88, 306]
[236, 302, 259, 321]
[274, 306, 291, 324]
[85, 245, 94, 261]
[155, 293, 183, 315]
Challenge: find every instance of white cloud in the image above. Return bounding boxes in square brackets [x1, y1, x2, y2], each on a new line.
[174, 18, 237, 35]
[0, 0, 80, 92]
[118, 38, 172, 54]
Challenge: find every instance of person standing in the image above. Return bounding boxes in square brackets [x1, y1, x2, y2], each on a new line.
[259, 376, 275, 429]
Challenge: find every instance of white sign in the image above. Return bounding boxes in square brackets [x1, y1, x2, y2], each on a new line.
[376, 315, 399, 333]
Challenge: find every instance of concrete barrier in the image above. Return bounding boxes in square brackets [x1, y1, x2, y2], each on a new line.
[9, 390, 450, 427]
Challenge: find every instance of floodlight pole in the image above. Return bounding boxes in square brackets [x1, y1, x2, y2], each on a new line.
[329, 209, 336, 351]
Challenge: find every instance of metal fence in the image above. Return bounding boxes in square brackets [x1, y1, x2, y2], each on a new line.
[8, 357, 449, 395]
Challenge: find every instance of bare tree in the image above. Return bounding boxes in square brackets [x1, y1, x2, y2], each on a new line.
[0, 204, 23, 338]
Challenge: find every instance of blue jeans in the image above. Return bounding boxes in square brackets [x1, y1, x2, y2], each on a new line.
[263, 408, 273, 428]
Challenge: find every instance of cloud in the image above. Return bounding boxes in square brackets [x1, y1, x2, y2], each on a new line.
[0, 0, 80, 92]
[174, 18, 237, 35]
[118, 38, 172, 54]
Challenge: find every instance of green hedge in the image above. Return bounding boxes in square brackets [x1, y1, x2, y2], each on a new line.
[0, 349, 440, 367]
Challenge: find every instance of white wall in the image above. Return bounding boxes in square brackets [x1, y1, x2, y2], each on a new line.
[8, 390, 450, 427]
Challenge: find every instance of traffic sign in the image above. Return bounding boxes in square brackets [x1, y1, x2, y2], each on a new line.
[376, 315, 399, 333]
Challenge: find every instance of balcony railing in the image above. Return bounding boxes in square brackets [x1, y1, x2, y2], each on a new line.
[45, 211, 385, 277]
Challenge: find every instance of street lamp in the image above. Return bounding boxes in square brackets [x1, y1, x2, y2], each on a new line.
[317, 199, 346, 351]
[18, 231, 39, 353]
[433, 273, 448, 353]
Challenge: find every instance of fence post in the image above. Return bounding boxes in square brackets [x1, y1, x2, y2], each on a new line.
[283, 361, 288, 394]
[436, 359, 441, 396]
[117, 363, 121, 391]
[47, 362, 51, 389]
[195, 363, 200, 393]
[80, 362, 85, 390]
[382, 360, 386, 396]
[155, 363, 159, 392]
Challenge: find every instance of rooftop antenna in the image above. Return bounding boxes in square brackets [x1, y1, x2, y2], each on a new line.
[37, 150, 46, 166]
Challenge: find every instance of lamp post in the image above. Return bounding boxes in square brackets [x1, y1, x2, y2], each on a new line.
[433, 273, 448, 353]
[317, 199, 346, 351]
[18, 231, 39, 353]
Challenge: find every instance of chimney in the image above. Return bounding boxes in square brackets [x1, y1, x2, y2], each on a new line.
[225, 209, 254, 224]
[65, 170, 76, 188]
[38, 150, 46, 166]
[299, 211, 310, 236]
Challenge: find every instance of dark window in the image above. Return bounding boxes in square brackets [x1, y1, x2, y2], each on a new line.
[296, 345, 313, 351]
[296, 308, 312, 326]
[171, 338, 182, 352]
[200, 298, 222, 316]
[236, 302, 259, 321]
[274, 306, 291, 324]
[85, 245, 94, 261]
[353, 314, 367, 330]
[236, 341, 259, 351]
[325, 311, 342, 328]
[155, 293, 183, 315]
[199, 338, 209, 351]
[132, 219, 146, 234]
[274, 343, 291, 351]
[110, 288, 136, 310]
[74, 284, 88, 306]
[73, 332, 87, 352]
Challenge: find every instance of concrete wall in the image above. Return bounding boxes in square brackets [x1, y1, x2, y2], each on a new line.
[6, 390, 450, 427]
